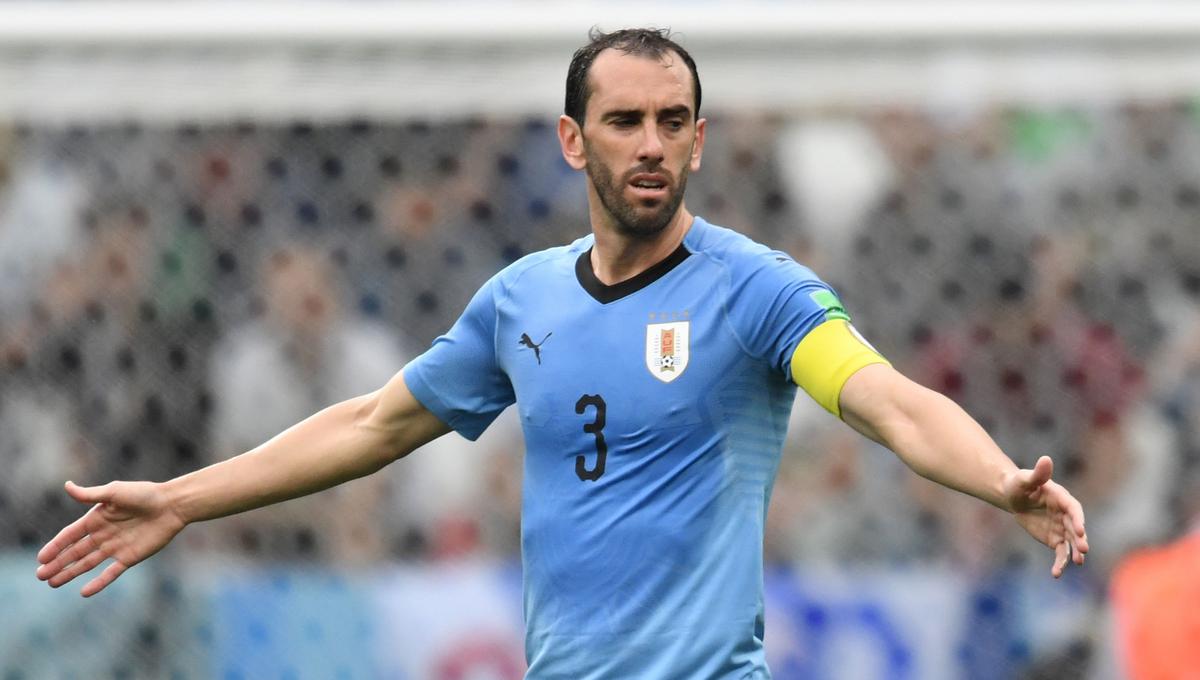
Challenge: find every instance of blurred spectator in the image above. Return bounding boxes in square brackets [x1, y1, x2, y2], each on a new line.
[911, 232, 1151, 560]
[766, 396, 936, 566]
[402, 410, 524, 562]
[3, 193, 217, 543]
[0, 127, 92, 547]
[356, 120, 513, 347]
[206, 243, 407, 565]
[486, 118, 589, 254]
[844, 106, 1031, 363]
[0, 126, 86, 321]
[775, 113, 893, 276]
[689, 114, 805, 250]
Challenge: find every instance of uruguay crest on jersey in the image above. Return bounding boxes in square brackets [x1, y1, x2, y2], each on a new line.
[646, 321, 690, 382]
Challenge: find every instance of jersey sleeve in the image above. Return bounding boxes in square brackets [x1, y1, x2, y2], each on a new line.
[402, 275, 515, 440]
[724, 250, 849, 374]
[723, 250, 888, 415]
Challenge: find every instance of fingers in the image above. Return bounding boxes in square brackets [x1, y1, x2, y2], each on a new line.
[37, 510, 96, 565]
[1068, 497, 1088, 541]
[38, 481, 117, 566]
[1063, 514, 1088, 564]
[64, 480, 113, 506]
[1048, 482, 1088, 561]
[1052, 539, 1069, 578]
[1023, 456, 1054, 491]
[1048, 507, 1087, 578]
[36, 480, 136, 597]
[36, 533, 97, 581]
[47, 548, 109, 589]
[81, 561, 127, 598]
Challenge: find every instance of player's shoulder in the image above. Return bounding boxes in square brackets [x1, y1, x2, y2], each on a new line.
[488, 233, 592, 294]
[684, 217, 824, 285]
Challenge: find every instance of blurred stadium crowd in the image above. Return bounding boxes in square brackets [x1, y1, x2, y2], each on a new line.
[1, 101, 1199, 677]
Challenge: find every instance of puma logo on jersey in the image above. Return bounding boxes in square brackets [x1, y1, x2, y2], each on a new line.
[519, 332, 552, 364]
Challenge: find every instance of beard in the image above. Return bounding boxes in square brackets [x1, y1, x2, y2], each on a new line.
[584, 141, 690, 240]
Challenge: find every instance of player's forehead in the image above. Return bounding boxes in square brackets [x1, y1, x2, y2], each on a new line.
[586, 48, 694, 118]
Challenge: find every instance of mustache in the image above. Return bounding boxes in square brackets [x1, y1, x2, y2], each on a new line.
[622, 164, 674, 184]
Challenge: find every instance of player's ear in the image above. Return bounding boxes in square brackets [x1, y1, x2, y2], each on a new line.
[558, 115, 587, 171]
[689, 117, 707, 172]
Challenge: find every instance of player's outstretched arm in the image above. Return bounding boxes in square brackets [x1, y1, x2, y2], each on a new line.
[36, 370, 450, 596]
[837, 363, 1089, 577]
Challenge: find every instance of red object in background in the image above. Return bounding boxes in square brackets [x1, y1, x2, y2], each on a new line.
[1111, 532, 1200, 680]
[434, 636, 525, 680]
[432, 514, 481, 561]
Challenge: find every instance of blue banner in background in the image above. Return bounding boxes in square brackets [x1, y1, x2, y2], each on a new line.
[3, 555, 1095, 680]
[211, 569, 378, 680]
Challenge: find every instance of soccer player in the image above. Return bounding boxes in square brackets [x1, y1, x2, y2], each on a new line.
[36, 28, 1089, 679]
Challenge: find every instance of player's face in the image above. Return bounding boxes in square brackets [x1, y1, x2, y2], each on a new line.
[564, 49, 706, 239]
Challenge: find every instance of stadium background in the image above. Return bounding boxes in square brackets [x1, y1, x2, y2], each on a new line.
[2, 2, 1199, 678]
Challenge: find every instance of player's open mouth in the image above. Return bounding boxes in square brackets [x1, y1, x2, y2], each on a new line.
[628, 173, 669, 201]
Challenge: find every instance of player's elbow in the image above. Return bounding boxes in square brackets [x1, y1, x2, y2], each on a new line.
[353, 384, 450, 462]
[350, 390, 409, 463]
[841, 366, 936, 466]
[877, 381, 965, 477]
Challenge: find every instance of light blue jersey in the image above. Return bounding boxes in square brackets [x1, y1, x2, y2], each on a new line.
[404, 217, 847, 679]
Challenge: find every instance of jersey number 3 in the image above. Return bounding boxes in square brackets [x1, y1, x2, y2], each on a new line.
[575, 394, 607, 481]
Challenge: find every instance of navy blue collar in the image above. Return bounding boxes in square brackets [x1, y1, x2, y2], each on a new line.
[575, 242, 692, 304]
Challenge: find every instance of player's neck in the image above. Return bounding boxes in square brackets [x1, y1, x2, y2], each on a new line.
[589, 206, 694, 286]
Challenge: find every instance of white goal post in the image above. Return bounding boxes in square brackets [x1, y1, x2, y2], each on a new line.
[3, 1, 1200, 122]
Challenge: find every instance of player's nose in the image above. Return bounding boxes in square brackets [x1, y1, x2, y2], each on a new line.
[636, 120, 665, 163]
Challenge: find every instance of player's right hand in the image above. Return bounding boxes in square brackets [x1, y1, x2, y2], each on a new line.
[35, 480, 187, 597]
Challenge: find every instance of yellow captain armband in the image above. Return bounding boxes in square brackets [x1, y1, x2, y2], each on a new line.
[789, 319, 890, 418]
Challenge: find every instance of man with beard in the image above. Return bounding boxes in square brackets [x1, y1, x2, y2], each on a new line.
[38, 28, 1089, 679]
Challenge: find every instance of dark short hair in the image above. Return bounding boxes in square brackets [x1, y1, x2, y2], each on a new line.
[565, 27, 701, 128]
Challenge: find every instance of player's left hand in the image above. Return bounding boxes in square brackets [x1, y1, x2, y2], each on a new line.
[1002, 455, 1089, 578]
